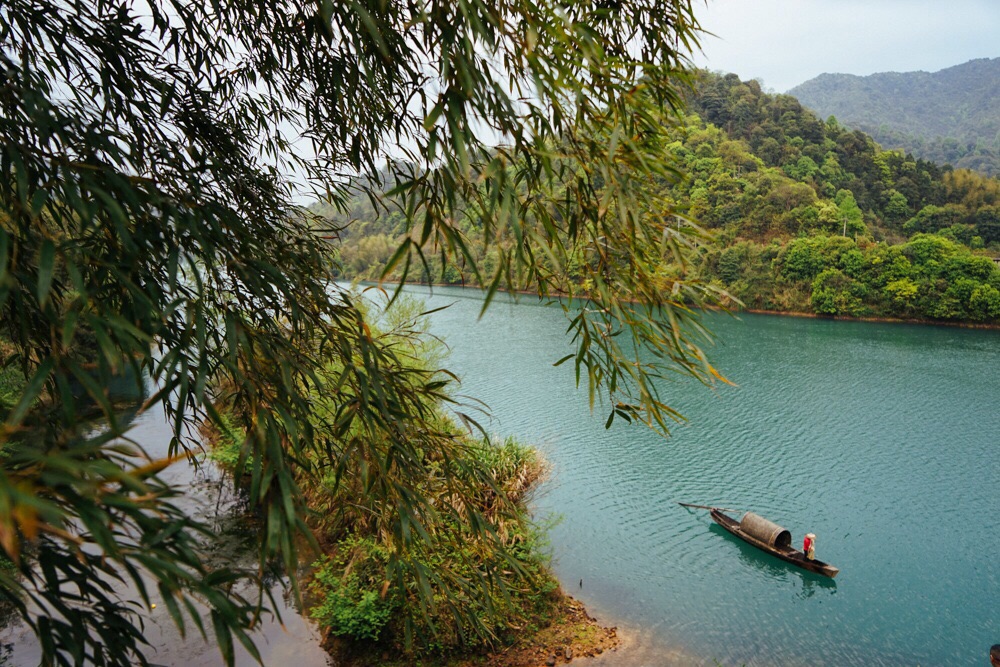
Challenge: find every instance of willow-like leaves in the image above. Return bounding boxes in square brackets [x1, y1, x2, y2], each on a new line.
[0, 1, 720, 664]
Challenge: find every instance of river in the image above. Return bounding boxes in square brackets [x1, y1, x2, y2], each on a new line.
[3, 285, 997, 666]
[0, 405, 334, 667]
[406, 285, 999, 667]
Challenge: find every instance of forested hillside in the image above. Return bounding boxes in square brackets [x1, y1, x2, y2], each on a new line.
[788, 58, 1000, 175]
[323, 71, 1000, 324]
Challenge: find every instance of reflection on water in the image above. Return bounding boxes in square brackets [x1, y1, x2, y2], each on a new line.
[706, 523, 838, 598]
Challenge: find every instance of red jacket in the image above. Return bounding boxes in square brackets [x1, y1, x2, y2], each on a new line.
[803, 536, 813, 552]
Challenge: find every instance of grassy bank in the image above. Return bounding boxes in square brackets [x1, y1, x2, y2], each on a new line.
[208, 416, 620, 666]
[355, 278, 1000, 334]
[345, 594, 618, 667]
[203, 293, 620, 665]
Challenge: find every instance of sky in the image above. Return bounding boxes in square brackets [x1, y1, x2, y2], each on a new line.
[691, 0, 1000, 93]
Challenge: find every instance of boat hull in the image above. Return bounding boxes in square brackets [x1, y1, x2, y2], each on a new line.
[710, 509, 840, 578]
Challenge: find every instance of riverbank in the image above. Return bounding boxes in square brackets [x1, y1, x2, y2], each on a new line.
[355, 279, 1000, 331]
[0, 371, 627, 667]
[740, 306, 1000, 329]
[202, 368, 623, 667]
[324, 593, 619, 667]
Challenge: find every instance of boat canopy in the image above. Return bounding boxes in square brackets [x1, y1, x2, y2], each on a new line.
[740, 512, 791, 548]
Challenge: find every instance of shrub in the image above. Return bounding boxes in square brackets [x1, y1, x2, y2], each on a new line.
[810, 269, 866, 316]
[970, 283, 1000, 320]
[0, 364, 24, 415]
[884, 278, 919, 311]
[310, 537, 397, 642]
[205, 413, 246, 472]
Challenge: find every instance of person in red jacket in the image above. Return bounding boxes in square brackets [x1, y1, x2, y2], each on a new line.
[803, 533, 816, 561]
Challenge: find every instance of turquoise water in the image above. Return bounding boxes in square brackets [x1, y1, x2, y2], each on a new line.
[404, 285, 1000, 667]
[3, 284, 995, 666]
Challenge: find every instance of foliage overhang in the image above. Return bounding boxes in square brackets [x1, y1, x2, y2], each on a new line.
[0, 1, 723, 664]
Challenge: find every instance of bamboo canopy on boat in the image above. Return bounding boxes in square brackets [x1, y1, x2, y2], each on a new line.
[740, 512, 792, 548]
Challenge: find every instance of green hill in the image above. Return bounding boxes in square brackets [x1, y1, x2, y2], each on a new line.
[788, 58, 1000, 175]
[322, 71, 1000, 324]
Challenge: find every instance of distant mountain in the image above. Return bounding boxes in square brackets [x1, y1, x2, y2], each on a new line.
[788, 58, 1000, 175]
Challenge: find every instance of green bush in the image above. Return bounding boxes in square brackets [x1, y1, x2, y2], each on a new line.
[310, 537, 397, 642]
[304, 432, 557, 656]
[206, 412, 246, 472]
[970, 283, 1000, 320]
[810, 269, 866, 316]
[0, 364, 24, 414]
[0, 337, 25, 415]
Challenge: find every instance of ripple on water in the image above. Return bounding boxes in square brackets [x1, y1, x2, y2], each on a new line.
[418, 289, 999, 667]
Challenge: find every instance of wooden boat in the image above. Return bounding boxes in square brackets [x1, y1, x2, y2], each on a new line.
[706, 507, 840, 578]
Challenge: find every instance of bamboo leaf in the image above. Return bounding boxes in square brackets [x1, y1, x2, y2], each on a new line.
[37, 239, 55, 306]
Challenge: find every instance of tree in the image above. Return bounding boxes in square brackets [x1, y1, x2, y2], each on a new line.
[0, 1, 721, 665]
[974, 206, 1000, 244]
[884, 278, 920, 314]
[784, 155, 818, 181]
[884, 189, 911, 224]
[810, 268, 865, 316]
[835, 189, 865, 236]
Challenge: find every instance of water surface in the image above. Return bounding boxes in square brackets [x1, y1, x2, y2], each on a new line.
[3, 284, 996, 666]
[407, 285, 1000, 667]
[0, 406, 332, 667]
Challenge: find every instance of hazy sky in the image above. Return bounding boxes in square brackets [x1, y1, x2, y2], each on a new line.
[691, 0, 1000, 93]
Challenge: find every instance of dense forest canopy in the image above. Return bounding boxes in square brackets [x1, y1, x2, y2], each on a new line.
[331, 70, 1000, 324]
[788, 58, 1000, 176]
